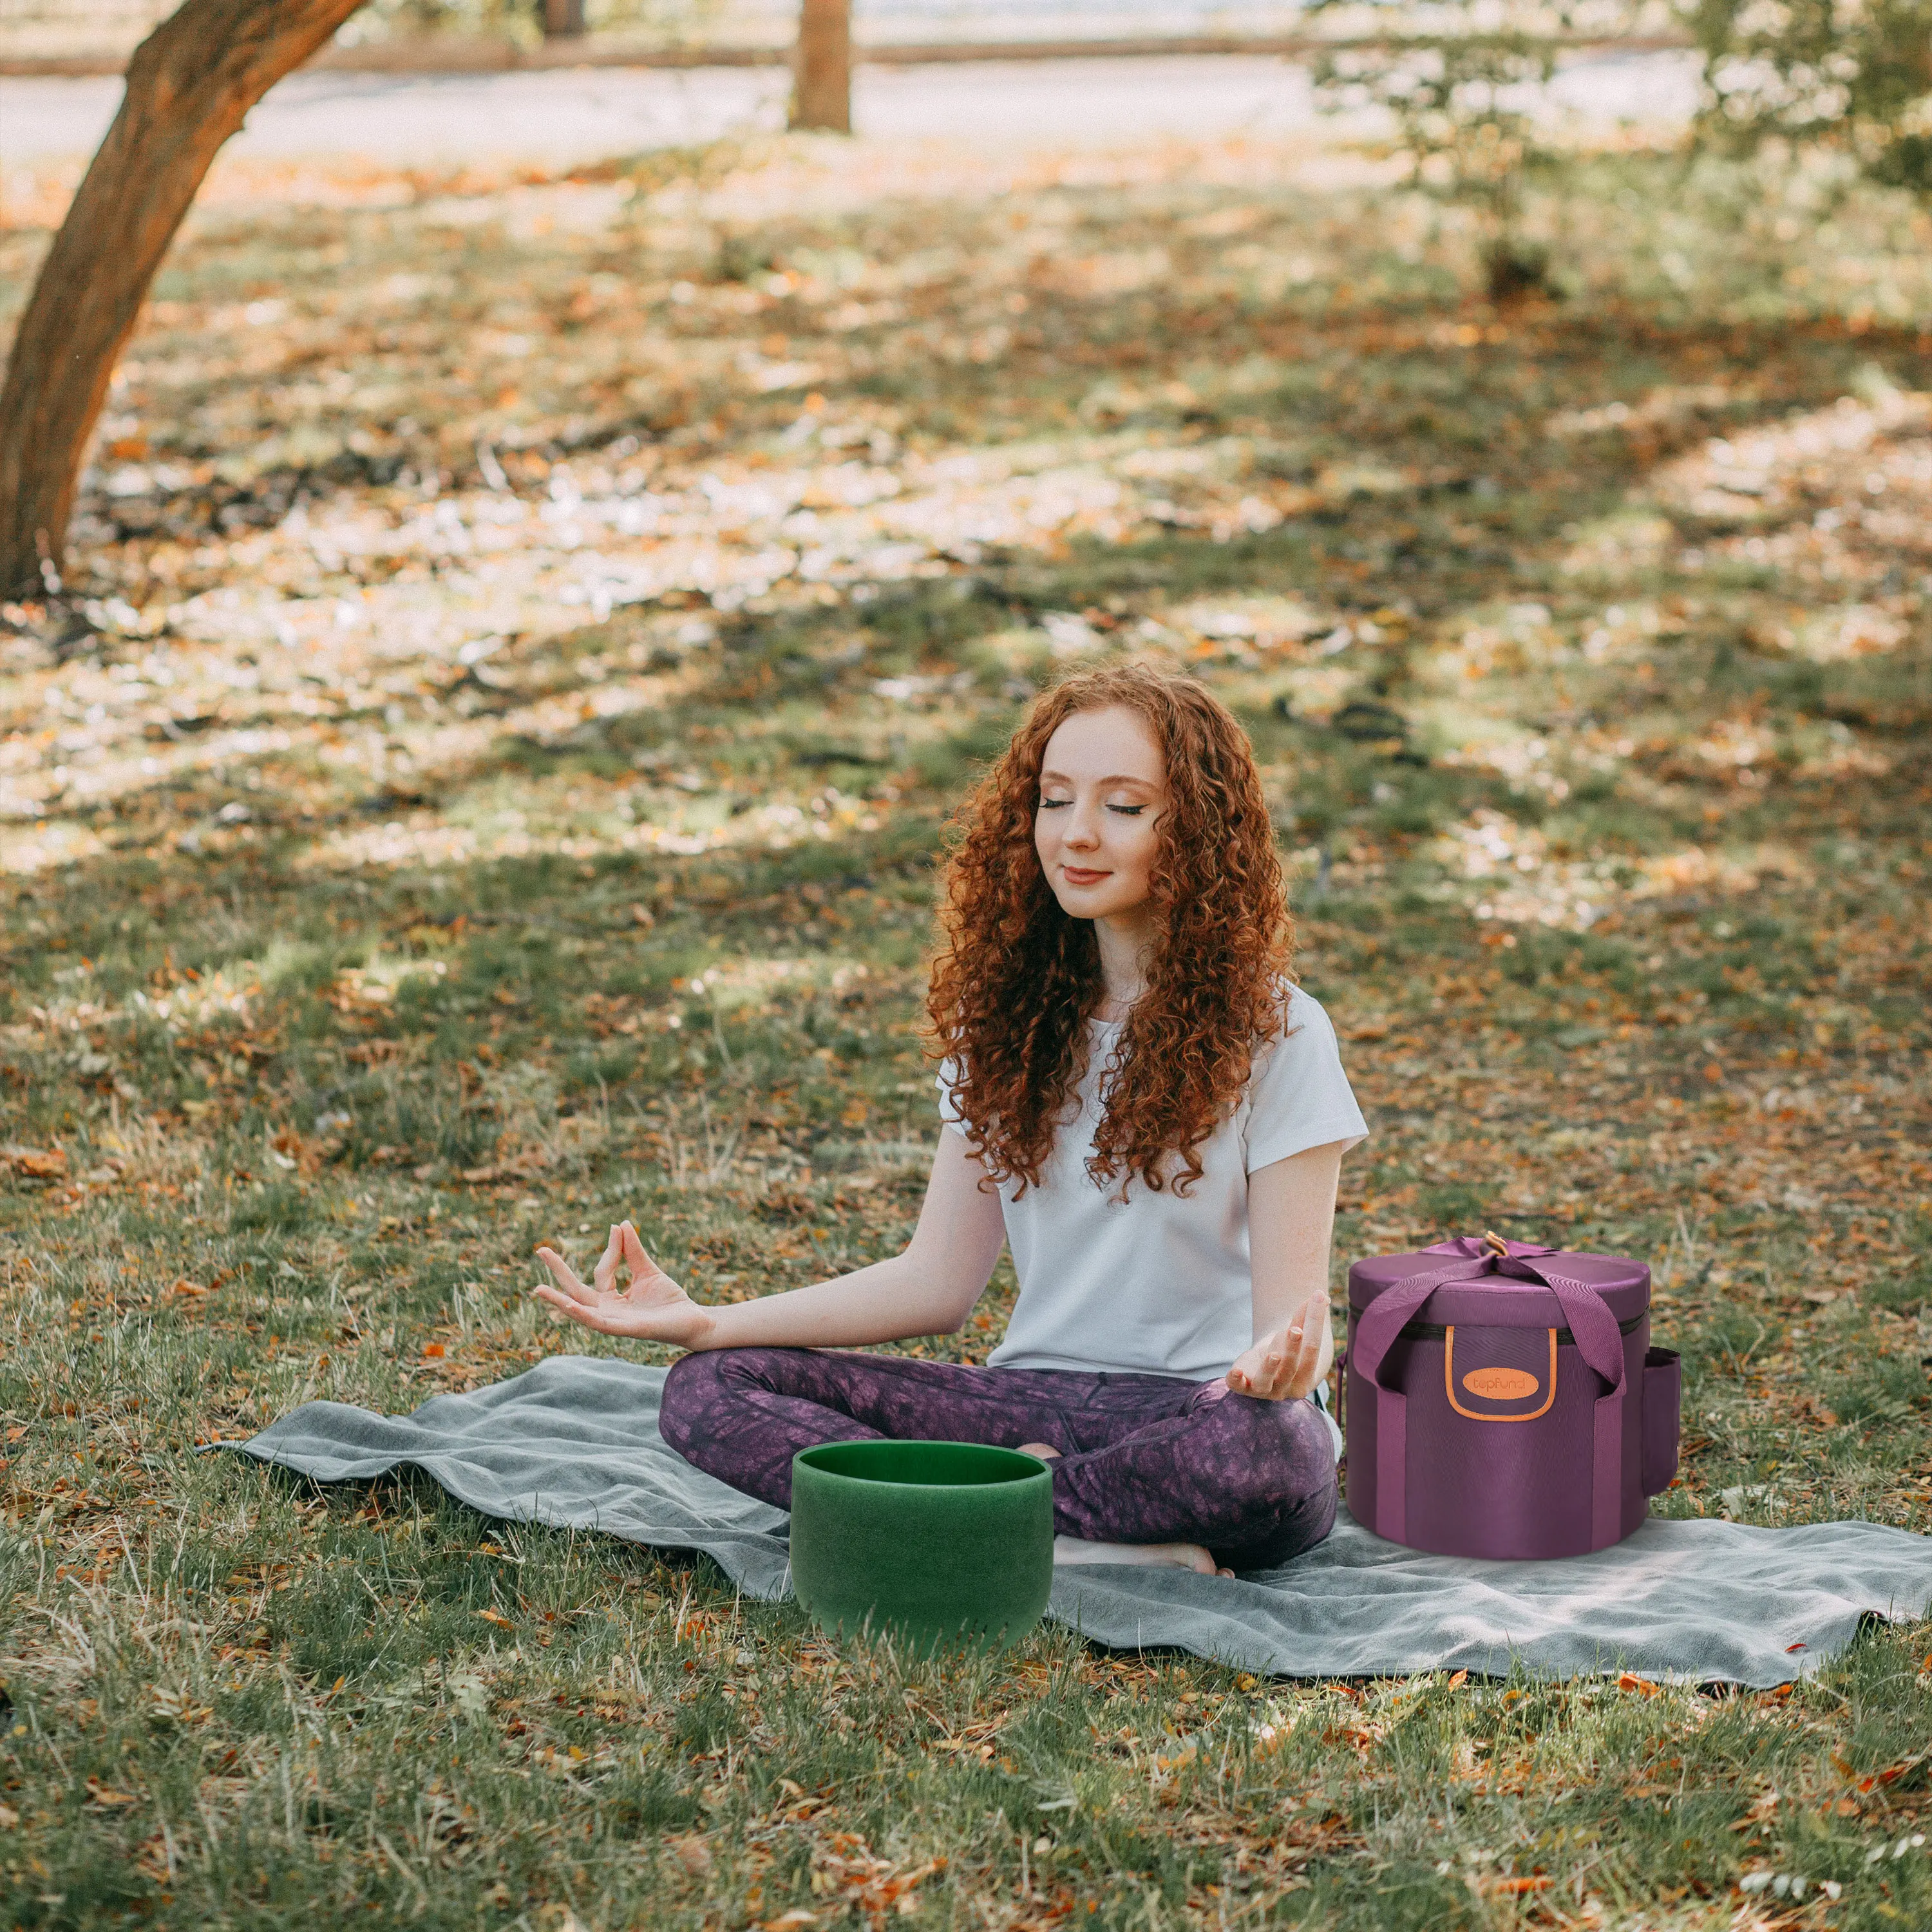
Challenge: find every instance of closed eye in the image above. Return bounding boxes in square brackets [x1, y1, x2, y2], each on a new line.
[1039, 793, 1153, 814]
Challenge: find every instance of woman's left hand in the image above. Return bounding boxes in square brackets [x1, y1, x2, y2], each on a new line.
[1221, 1302, 1329, 1401]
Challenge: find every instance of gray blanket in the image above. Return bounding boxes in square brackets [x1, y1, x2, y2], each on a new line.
[238, 1354, 1932, 1687]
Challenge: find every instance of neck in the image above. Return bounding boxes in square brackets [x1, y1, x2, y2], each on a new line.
[1092, 910, 1156, 1012]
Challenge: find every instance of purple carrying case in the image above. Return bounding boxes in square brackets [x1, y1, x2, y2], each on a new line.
[1343, 1235, 1681, 1559]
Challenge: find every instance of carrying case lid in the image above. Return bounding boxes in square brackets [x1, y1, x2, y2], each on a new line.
[1347, 1238, 1651, 1331]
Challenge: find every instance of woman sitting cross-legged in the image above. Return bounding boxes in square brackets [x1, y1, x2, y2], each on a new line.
[534, 664, 1368, 1576]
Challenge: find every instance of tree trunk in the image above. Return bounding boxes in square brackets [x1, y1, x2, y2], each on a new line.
[0, 0, 367, 598]
[790, 0, 851, 133]
[542, 0, 587, 37]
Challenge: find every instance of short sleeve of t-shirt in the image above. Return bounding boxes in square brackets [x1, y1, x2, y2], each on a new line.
[1242, 987, 1370, 1173]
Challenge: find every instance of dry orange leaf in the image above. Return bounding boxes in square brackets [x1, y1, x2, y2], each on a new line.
[3, 1146, 66, 1180]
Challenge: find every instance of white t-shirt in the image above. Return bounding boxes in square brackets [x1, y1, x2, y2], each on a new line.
[938, 984, 1368, 1385]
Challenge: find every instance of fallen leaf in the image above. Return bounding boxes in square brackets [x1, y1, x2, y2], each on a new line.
[3, 1146, 66, 1180]
[670, 1833, 713, 1876]
[478, 1607, 513, 1628]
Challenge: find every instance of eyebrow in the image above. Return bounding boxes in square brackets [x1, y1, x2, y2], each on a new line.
[1038, 768, 1162, 788]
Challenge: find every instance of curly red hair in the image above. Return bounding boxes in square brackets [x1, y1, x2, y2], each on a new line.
[926, 664, 1294, 1198]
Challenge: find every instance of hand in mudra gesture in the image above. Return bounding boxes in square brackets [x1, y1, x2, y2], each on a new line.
[1219, 1300, 1329, 1402]
[533, 1221, 717, 1348]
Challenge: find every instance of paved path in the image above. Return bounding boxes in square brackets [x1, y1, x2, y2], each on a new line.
[1, 51, 1696, 164]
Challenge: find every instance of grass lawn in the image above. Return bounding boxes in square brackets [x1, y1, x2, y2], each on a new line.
[2, 120, 1931, 1929]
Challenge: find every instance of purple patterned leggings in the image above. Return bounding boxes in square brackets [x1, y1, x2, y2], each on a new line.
[659, 1347, 1338, 1573]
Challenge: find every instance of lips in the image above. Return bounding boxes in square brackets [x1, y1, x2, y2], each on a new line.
[1061, 867, 1108, 885]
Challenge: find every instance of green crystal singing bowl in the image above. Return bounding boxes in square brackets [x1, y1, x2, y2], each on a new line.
[789, 1441, 1054, 1653]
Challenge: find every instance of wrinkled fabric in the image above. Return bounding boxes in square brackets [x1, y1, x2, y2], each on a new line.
[659, 1346, 1339, 1573]
[232, 1354, 1932, 1686]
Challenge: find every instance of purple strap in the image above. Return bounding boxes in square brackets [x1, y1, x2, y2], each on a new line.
[1352, 1236, 1629, 1549]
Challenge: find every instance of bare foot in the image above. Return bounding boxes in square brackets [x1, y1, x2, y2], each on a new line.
[1052, 1535, 1231, 1577]
[1022, 1448, 1231, 1576]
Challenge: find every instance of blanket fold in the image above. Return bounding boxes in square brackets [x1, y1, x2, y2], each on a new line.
[237, 1355, 1932, 1686]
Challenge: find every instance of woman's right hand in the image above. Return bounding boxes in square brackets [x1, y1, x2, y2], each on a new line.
[533, 1221, 719, 1348]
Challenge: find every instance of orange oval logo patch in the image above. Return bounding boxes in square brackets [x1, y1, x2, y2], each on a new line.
[1461, 1367, 1541, 1401]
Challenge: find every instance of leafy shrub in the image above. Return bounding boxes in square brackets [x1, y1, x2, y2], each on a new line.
[1309, 5, 1594, 298]
[1689, 0, 1932, 199]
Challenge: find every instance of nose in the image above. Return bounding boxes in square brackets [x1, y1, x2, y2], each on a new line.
[1063, 797, 1103, 848]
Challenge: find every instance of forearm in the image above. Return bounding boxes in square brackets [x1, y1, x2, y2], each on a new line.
[1253, 1222, 1335, 1341]
[699, 1249, 972, 1351]
[1247, 1140, 1348, 1387]
[532, 1132, 1004, 1350]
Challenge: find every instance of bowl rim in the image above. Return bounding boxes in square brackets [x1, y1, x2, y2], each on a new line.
[793, 1439, 1050, 1490]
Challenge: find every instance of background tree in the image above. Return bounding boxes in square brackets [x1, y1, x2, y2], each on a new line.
[1687, 0, 1932, 196]
[0, 0, 370, 599]
[791, 0, 851, 132]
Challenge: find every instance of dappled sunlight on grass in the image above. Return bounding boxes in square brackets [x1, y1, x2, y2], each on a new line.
[1, 126, 1930, 1928]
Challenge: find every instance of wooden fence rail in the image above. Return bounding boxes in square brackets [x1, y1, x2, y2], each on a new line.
[0, 30, 1694, 80]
